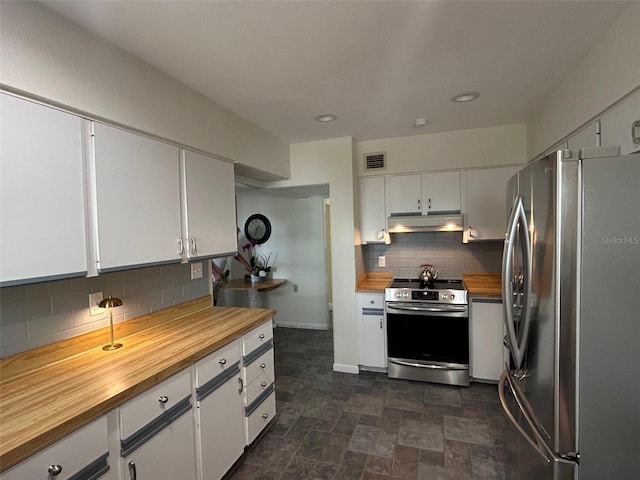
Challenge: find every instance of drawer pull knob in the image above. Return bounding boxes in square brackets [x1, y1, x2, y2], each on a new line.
[219, 358, 227, 365]
[260, 363, 266, 369]
[261, 381, 267, 387]
[48, 465, 63, 476]
[259, 333, 265, 339]
[158, 395, 169, 404]
[262, 413, 269, 419]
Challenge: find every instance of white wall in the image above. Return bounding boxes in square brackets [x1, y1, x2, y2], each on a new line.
[0, 1, 289, 180]
[527, 2, 640, 159]
[269, 138, 359, 373]
[356, 123, 527, 176]
[231, 190, 329, 330]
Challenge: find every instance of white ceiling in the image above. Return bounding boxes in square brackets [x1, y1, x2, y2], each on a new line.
[41, 0, 630, 144]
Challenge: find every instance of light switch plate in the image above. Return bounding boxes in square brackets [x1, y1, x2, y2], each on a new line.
[89, 292, 104, 316]
[191, 262, 203, 280]
[378, 256, 386, 267]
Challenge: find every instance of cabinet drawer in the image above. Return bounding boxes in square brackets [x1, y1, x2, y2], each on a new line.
[244, 348, 274, 386]
[242, 320, 273, 356]
[120, 369, 191, 439]
[195, 339, 241, 387]
[0, 417, 108, 480]
[359, 293, 383, 310]
[245, 392, 276, 445]
[245, 368, 275, 406]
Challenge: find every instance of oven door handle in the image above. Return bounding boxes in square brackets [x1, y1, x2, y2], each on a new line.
[386, 304, 467, 313]
[389, 359, 468, 370]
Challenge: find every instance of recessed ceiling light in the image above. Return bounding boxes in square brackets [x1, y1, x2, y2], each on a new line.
[413, 118, 428, 128]
[314, 114, 337, 122]
[451, 91, 479, 103]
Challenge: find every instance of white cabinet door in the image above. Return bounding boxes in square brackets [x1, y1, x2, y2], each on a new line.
[421, 171, 461, 214]
[91, 123, 182, 271]
[122, 413, 196, 480]
[195, 342, 244, 480]
[181, 150, 237, 260]
[385, 174, 421, 216]
[600, 88, 640, 155]
[463, 166, 521, 241]
[357, 293, 386, 370]
[359, 177, 386, 243]
[470, 298, 507, 382]
[567, 121, 599, 151]
[120, 370, 196, 480]
[0, 94, 87, 286]
[0, 417, 109, 480]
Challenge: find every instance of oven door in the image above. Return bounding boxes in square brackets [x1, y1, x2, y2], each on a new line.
[385, 302, 469, 386]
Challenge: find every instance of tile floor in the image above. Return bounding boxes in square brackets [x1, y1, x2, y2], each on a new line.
[228, 327, 511, 480]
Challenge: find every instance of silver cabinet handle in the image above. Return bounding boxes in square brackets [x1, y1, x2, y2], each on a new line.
[259, 333, 265, 339]
[238, 377, 243, 393]
[219, 358, 227, 365]
[633, 120, 640, 145]
[189, 237, 197, 254]
[158, 395, 168, 404]
[428, 197, 432, 209]
[261, 381, 267, 387]
[417, 198, 421, 211]
[260, 363, 266, 369]
[48, 465, 63, 476]
[262, 413, 269, 419]
[177, 238, 184, 255]
[128, 460, 137, 480]
[379, 319, 383, 329]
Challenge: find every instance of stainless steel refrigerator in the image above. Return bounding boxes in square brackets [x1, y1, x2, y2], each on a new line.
[499, 147, 640, 480]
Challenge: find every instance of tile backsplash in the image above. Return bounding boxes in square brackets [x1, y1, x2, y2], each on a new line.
[0, 263, 209, 357]
[363, 231, 503, 279]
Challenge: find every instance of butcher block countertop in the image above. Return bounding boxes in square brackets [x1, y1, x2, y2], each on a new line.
[0, 296, 275, 472]
[356, 272, 393, 293]
[463, 273, 503, 298]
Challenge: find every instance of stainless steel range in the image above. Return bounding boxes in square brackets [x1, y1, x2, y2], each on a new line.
[385, 278, 470, 386]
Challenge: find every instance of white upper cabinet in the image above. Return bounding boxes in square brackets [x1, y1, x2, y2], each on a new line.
[463, 166, 521, 241]
[359, 176, 386, 243]
[567, 120, 600, 151]
[385, 174, 422, 216]
[91, 122, 182, 272]
[599, 88, 640, 155]
[181, 150, 237, 259]
[0, 94, 87, 286]
[421, 171, 461, 214]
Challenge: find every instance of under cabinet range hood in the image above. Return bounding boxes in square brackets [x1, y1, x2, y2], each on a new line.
[387, 214, 464, 233]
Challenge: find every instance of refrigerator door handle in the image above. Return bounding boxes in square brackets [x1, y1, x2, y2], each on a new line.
[502, 195, 533, 370]
[499, 370, 561, 464]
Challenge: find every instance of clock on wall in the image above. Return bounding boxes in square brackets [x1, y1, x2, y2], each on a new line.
[244, 213, 272, 245]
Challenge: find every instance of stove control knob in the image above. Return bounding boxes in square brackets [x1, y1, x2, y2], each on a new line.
[450, 293, 455, 300]
[441, 293, 448, 300]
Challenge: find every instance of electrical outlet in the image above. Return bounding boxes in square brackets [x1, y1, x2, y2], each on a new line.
[378, 256, 386, 267]
[190, 262, 203, 280]
[293, 284, 299, 293]
[89, 292, 104, 316]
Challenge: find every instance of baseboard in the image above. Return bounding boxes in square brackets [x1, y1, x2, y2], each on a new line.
[333, 363, 359, 375]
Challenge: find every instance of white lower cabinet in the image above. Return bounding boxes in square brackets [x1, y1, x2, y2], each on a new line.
[195, 340, 245, 480]
[0, 417, 110, 480]
[357, 293, 386, 370]
[242, 320, 276, 445]
[470, 298, 508, 382]
[119, 370, 196, 480]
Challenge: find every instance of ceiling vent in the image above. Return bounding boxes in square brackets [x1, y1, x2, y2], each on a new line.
[364, 152, 386, 171]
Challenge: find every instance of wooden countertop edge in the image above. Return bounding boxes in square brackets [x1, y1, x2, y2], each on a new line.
[0, 298, 276, 472]
[356, 272, 393, 293]
[463, 272, 502, 298]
